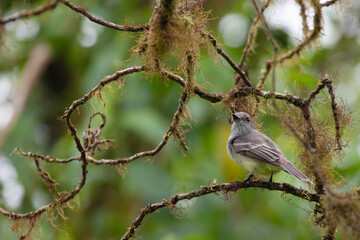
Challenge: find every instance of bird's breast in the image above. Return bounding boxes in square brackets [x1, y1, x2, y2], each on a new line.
[228, 148, 260, 173]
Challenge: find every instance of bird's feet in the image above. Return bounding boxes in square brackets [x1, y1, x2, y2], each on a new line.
[244, 173, 254, 182]
[268, 173, 273, 183]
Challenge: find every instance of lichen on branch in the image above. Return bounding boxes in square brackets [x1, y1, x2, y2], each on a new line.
[137, 0, 208, 72]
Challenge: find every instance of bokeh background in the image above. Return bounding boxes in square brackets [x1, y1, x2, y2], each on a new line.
[1, 0, 360, 239]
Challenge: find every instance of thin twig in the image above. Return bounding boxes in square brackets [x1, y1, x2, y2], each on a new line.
[0, 152, 87, 219]
[34, 158, 59, 196]
[0, 201, 54, 219]
[88, 54, 196, 165]
[304, 76, 332, 105]
[259, 0, 322, 86]
[61, 66, 146, 119]
[12, 147, 81, 163]
[0, 0, 58, 24]
[250, 0, 279, 54]
[327, 83, 342, 150]
[58, 0, 148, 32]
[207, 34, 253, 87]
[121, 180, 320, 240]
[239, 0, 271, 69]
[279, 0, 322, 63]
[162, 69, 223, 103]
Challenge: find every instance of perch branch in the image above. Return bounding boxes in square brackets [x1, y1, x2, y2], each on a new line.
[121, 180, 320, 240]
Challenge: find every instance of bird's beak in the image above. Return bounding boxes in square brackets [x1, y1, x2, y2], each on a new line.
[232, 113, 239, 120]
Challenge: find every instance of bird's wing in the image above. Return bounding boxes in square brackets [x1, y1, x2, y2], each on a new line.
[231, 130, 282, 167]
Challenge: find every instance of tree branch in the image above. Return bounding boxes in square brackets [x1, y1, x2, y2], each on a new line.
[239, 0, 271, 69]
[12, 147, 81, 164]
[121, 180, 319, 240]
[61, 66, 146, 120]
[259, 0, 322, 86]
[58, 0, 148, 32]
[15, 71, 337, 170]
[207, 34, 253, 87]
[87, 54, 196, 165]
[0, 0, 58, 24]
[162, 69, 223, 103]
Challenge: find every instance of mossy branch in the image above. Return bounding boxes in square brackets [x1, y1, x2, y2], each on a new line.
[121, 180, 320, 240]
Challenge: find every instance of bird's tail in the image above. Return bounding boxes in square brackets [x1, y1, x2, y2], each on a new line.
[281, 160, 313, 184]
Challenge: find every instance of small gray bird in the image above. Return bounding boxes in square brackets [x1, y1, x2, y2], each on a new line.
[227, 112, 312, 184]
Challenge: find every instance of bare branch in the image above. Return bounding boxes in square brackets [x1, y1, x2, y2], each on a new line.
[83, 112, 115, 156]
[0, 201, 54, 219]
[33, 158, 59, 196]
[61, 66, 146, 119]
[0, 0, 58, 24]
[0, 150, 87, 220]
[239, 0, 271, 69]
[12, 147, 80, 164]
[304, 76, 332, 105]
[58, 0, 148, 32]
[121, 180, 320, 240]
[162, 69, 223, 103]
[87, 54, 196, 165]
[259, 0, 322, 86]
[250, 0, 279, 54]
[281, 0, 322, 62]
[207, 34, 253, 87]
[250, 0, 279, 94]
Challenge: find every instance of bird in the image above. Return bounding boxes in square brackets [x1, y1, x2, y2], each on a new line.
[227, 112, 312, 184]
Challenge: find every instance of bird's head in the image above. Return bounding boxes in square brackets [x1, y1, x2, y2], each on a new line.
[230, 112, 256, 134]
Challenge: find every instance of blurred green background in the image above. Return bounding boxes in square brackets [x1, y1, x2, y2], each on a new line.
[1, 0, 360, 239]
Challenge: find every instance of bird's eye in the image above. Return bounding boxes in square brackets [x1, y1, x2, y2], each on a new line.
[246, 117, 250, 122]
